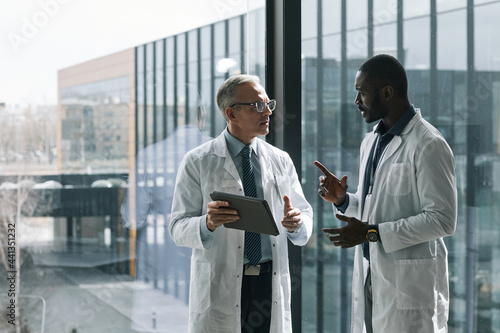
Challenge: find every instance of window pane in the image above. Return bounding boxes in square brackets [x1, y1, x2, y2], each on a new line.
[475, 3, 500, 71]
[1, 2, 265, 332]
[348, 0, 368, 30]
[438, 9, 467, 70]
[404, 17, 430, 70]
[438, 0, 466, 11]
[301, 1, 500, 332]
[404, 1, 430, 18]
[373, 22, 397, 56]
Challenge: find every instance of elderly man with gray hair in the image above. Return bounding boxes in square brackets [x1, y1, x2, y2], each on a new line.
[169, 74, 313, 332]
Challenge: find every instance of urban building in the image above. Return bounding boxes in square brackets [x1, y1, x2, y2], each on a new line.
[1, 1, 499, 332]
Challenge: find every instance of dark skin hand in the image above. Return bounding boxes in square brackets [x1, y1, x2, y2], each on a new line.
[322, 214, 370, 248]
[314, 160, 369, 247]
[314, 161, 348, 206]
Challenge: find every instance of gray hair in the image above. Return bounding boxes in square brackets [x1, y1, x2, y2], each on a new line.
[216, 74, 261, 122]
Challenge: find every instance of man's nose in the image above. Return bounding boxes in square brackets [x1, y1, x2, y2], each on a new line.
[262, 105, 272, 115]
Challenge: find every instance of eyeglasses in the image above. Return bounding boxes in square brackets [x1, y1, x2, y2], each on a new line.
[230, 99, 276, 113]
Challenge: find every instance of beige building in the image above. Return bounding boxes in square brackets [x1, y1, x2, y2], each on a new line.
[58, 48, 135, 175]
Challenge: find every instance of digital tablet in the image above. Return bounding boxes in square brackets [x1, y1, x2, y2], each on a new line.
[210, 191, 280, 236]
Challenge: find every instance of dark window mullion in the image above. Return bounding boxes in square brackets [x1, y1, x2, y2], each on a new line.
[225, 19, 230, 80]
[143, 45, 148, 149]
[430, 0, 438, 125]
[340, 1, 349, 333]
[197, 27, 202, 122]
[163, 38, 167, 140]
[210, 24, 216, 137]
[185, 32, 190, 125]
[368, 0, 374, 58]
[240, 14, 246, 74]
[174, 36, 178, 129]
[134, 46, 139, 156]
[316, 0, 325, 331]
[153, 42, 157, 144]
[397, 0, 404, 63]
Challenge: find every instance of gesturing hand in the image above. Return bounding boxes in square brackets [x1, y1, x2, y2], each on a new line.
[322, 214, 369, 248]
[314, 160, 348, 206]
[281, 195, 302, 233]
[206, 201, 239, 231]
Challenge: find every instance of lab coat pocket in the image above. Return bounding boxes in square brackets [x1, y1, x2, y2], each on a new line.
[386, 163, 412, 196]
[221, 179, 242, 195]
[190, 261, 212, 313]
[395, 258, 437, 310]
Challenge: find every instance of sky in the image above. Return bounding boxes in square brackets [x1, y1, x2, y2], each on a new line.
[0, 0, 252, 107]
[2, 0, 499, 108]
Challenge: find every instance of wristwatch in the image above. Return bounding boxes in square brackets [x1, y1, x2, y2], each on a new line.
[366, 228, 379, 242]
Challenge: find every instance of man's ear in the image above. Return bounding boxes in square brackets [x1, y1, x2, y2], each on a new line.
[225, 106, 237, 124]
[382, 85, 394, 102]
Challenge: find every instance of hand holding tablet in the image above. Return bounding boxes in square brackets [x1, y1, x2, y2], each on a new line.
[209, 191, 280, 236]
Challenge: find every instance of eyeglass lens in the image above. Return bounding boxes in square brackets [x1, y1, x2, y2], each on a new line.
[258, 100, 276, 112]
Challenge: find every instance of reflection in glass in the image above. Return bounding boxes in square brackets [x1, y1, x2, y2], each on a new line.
[1, 1, 266, 332]
[301, 0, 500, 332]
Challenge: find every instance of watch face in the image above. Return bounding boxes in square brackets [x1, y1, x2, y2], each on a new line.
[367, 230, 378, 242]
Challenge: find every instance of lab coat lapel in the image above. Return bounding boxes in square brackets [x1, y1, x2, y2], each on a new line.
[214, 132, 241, 183]
[377, 135, 402, 171]
[377, 109, 420, 170]
[256, 141, 280, 211]
[258, 145, 273, 199]
[360, 132, 378, 175]
[359, 132, 378, 212]
[224, 153, 240, 183]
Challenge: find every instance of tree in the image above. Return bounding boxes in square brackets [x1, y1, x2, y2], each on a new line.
[0, 176, 44, 333]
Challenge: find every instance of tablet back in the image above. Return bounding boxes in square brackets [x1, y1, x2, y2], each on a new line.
[210, 191, 279, 236]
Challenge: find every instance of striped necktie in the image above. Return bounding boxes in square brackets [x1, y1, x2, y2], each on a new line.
[241, 146, 262, 266]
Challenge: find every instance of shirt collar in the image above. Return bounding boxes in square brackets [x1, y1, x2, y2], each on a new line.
[224, 127, 259, 157]
[375, 104, 416, 137]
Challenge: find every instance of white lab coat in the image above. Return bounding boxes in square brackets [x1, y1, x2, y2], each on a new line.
[337, 110, 457, 333]
[169, 132, 313, 333]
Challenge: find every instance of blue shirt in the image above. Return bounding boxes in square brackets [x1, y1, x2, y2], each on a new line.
[200, 128, 272, 264]
[363, 105, 417, 200]
[337, 105, 416, 260]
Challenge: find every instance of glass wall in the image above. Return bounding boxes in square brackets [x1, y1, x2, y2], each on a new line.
[4, 0, 500, 332]
[0, 2, 265, 332]
[60, 76, 130, 173]
[301, 0, 500, 332]
[126, 7, 266, 331]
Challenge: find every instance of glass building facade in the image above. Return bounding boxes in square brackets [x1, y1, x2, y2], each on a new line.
[60, 76, 130, 173]
[1, 1, 499, 332]
[300, 1, 500, 332]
